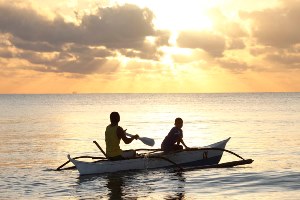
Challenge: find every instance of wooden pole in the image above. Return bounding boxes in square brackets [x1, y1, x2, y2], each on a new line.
[56, 155, 106, 171]
[187, 147, 245, 160]
[148, 156, 183, 171]
[93, 140, 108, 158]
[186, 159, 254, 171]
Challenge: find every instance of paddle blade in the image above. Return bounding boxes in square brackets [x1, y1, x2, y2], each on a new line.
[125, 133, 155, 146]
[139, 137, 155, 146]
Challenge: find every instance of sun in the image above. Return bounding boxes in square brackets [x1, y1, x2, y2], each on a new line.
[151, 2, 213, 31]
[114, 0, 215, 31]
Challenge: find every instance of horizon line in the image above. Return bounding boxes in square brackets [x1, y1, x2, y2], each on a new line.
[0, 91, 299, 95]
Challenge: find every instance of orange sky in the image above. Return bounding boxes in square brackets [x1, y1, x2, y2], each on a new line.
[0, 0, 299, 93]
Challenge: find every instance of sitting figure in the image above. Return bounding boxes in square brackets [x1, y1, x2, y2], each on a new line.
[161, 117, 189, 152]
[105, 112, 139, 160]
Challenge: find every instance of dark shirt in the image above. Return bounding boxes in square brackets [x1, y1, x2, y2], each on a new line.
[161, 127, 183, 151]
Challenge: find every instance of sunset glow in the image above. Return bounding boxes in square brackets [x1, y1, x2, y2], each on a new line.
[0, 0, 299, 93]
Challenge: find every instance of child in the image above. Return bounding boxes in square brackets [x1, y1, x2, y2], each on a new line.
[161, 118, 189, 152]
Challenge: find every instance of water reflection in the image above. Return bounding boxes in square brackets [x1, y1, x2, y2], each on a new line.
[76, 169, 187, 199]
[105, 173, 125, 200]
[165, 193, 185, 200]
[164, 171, 186, 200]
[77, 174, 99, 184]
[77, 172, 131, 199]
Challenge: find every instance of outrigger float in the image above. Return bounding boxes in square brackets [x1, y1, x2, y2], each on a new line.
[57, 137, 253, 175]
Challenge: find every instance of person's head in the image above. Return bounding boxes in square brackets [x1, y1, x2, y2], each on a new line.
[174, 117, 183, 129]
[110, 112, 120, 124]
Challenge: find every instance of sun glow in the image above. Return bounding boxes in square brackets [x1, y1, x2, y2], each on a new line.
[114, 0, 215, 31]
[1, 0, 299, 93]
[150, 2, 213, 31]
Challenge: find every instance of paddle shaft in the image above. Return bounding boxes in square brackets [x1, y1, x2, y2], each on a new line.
[125, 132, 138, 139]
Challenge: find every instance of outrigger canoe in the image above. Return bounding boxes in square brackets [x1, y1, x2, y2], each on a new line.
[66, 137, 253, 175]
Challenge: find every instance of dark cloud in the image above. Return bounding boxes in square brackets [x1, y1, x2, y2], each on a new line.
[0, 3, 169, 49]
[0, 2, 170, 74]
[0, 48, 13, 58]
[53, 58, 108, 74]
[228, 38, 245, 50]
[66, 44, 115, 58]
[11, 37, 61, 52]
[266, 53, 300, 69]
[217, 58, 250, 73]
[118, 41, 164, 61]
[80, 4, 156, 48]
[177, 31, 226, 57]
[0, 5, 79, 45]
[16, 47, 118, 74]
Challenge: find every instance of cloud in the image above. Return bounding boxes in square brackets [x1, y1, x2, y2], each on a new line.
[0, 2, 170, 75]
[10, 37, 61, 52]
[217, 58, 250, 73]
[228, 38, 245, 50]
[16, 47, 118, 74]
[173, 1, 300, 74]
[0, 3, 157, 48]
[241, 0, 300, 48]
[177, 31, 226, 57]
[0, 48, 13, 58]
[238, 0, 300, 70]
[0, 4, 78, 45]
[209, 8, 247, 38]
[82, 4, 160, 49]
[266, 52, 300, 69]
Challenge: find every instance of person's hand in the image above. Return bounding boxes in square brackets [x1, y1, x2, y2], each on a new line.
[134, 134, 139, 140]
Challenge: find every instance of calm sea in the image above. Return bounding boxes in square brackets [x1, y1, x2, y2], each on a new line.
[0, 93, 299, 199]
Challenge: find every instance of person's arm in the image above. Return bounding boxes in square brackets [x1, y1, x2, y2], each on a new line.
[117, 127, 138, 144]
[178, 131, 189, 149]
[180, 138, 189, 149]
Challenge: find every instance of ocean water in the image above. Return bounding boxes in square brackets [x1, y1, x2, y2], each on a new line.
[0, 93, 299, 199]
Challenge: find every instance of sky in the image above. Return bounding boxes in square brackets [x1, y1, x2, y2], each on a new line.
[0, 0, 300, 93]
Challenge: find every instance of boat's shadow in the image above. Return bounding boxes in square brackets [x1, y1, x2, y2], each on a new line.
[77, 169, 186, 199]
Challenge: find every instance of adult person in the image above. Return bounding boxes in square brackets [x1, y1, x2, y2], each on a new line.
[105, 112, 139, 160]
[161, 117, 189, 152]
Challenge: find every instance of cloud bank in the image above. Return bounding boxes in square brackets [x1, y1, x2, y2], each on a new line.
[174, 0, 300, 73]
[0, 2, 170, 74]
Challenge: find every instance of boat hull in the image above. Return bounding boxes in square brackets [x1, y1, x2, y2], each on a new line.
[68, 138, 230, 175]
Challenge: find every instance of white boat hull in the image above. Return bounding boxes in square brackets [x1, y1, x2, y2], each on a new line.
[68, 138, 230, 175]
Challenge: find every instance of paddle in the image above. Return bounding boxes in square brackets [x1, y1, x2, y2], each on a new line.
[126, 133, 155, 147]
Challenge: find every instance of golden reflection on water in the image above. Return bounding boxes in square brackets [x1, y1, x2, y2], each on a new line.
[1, 93, 299, 199]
